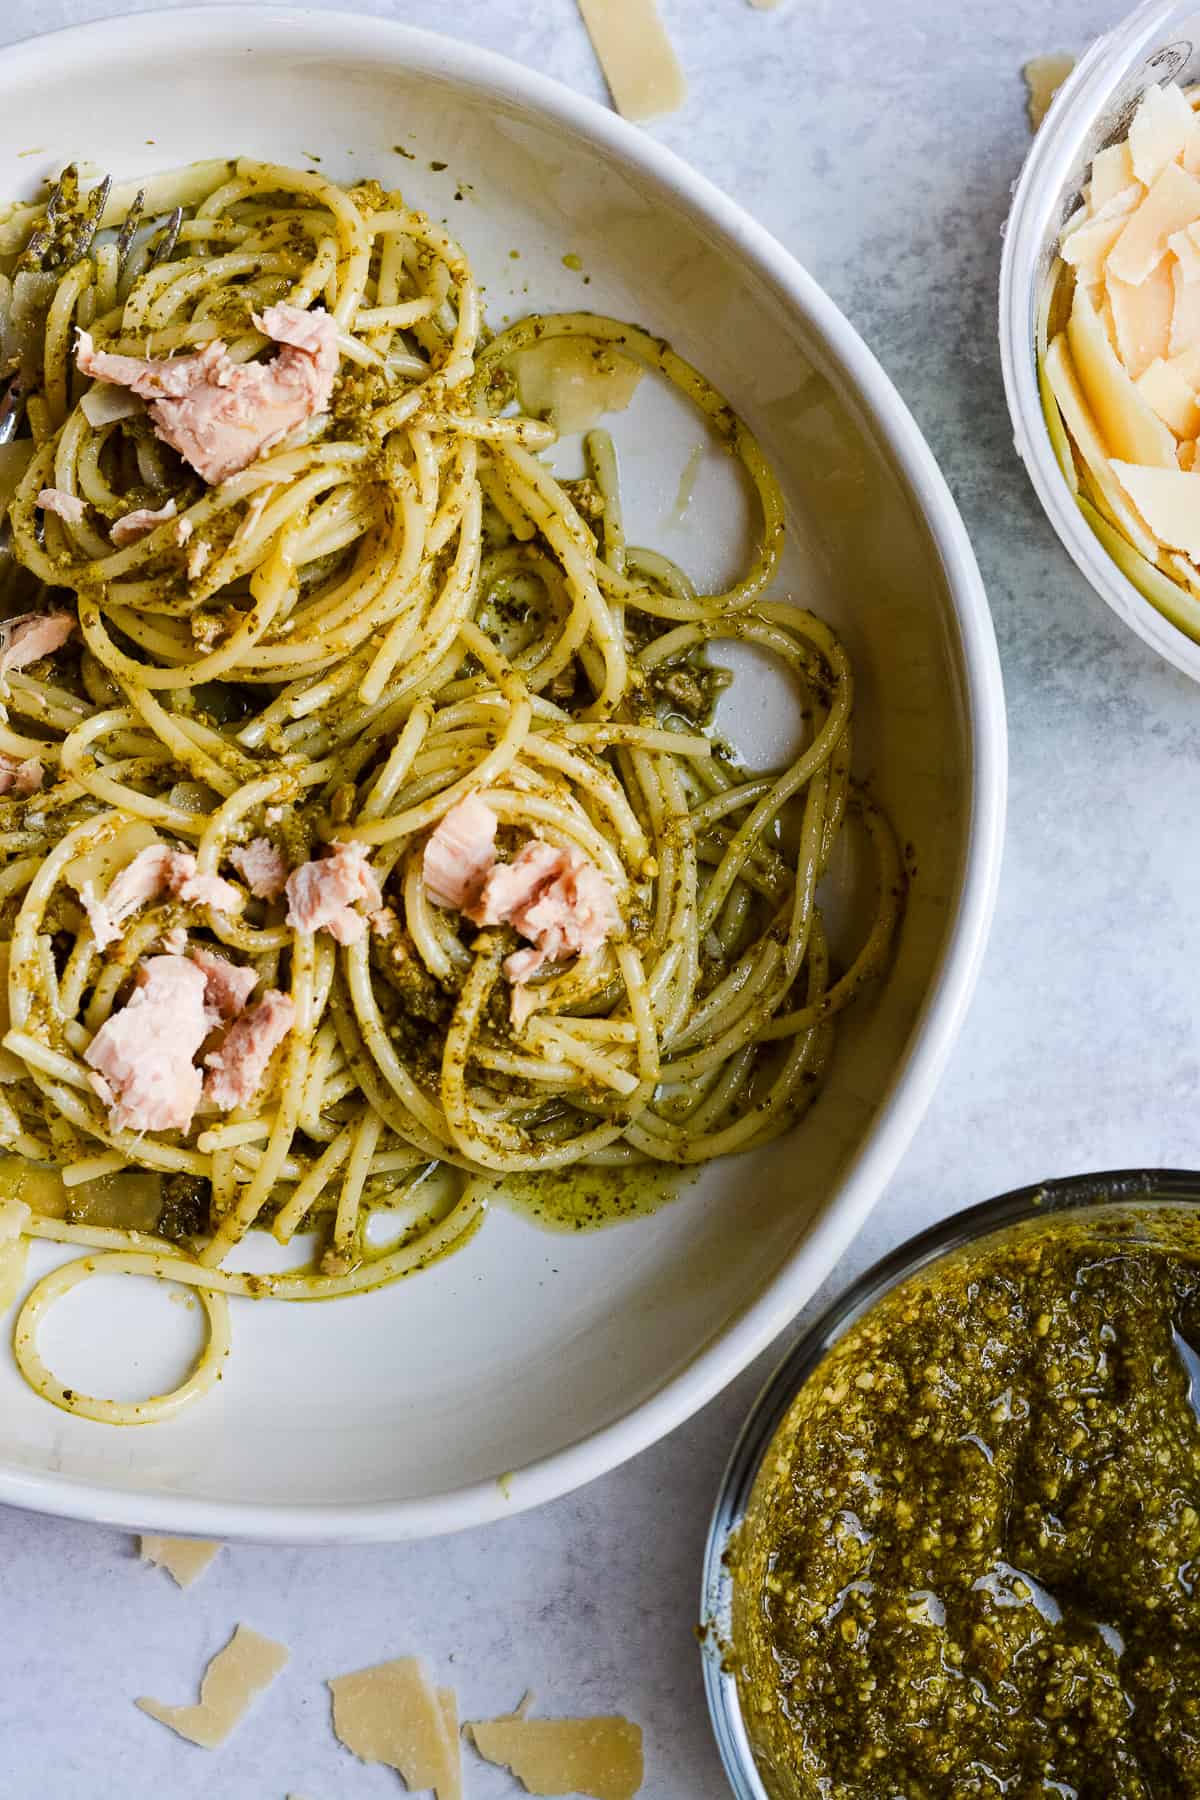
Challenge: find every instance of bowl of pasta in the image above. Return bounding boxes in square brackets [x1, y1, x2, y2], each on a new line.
[0, 6, 1004, 1538]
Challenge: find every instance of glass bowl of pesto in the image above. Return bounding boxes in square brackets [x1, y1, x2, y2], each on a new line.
[701, 1168, 1200, 1800]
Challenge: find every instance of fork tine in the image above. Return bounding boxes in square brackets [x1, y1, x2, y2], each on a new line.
[15, 163, 85, 273]
[71, 174, 112, 264]
[115, 188, 145, 279]
[148, 205, 183, 269]
[0, 378, 24, 448]
[15, 181, 62, 272]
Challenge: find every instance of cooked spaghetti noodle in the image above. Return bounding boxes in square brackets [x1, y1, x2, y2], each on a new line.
[0, 159, 902, 1423]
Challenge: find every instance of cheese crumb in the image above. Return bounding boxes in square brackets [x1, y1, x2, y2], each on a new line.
[138, 1535, 223, 1589]
[137, 1624, 289, 1748]
[1023, 55, 1075, 133]
[329, 1656, 461, 1800]
[466, 1710, 644, 1800]
[577, 0, 686, 122]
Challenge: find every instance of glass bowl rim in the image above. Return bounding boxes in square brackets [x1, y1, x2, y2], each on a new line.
[699, 1166, 1200, 1800]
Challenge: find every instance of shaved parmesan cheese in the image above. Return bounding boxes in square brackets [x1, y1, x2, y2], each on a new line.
[439, 1688, 463, 1800]
[80, 381, 143, 427]
[138, 1535, 222, 1589]
[1170, 256, 1200, 354]
[1168, 341, 1200, 387]
[1168, 549, 1200, 593]
[1091, 140, 1138, 210]
[1108, 160, 1200, 286]
[1037, 264, 1078, 491]
[467, 1712, 644, 1800]
[1060, 210, 1136, 284]
[0, 1198, 29, 1311]
[1060, 199, 1090, 240]
[1169, 225, 1200, 282]
[1099, 288, 1122, 353]
[329, 1657, 461, 1800]
[137, 1624, 289, 1749]
[513, 338, 642, 436]
[1106, 260, 1175, 377]
[577, 0, 686, 122]
[1024, 56, 1075, 133]
[1110, 460, 1200, 558]
[1136, 355, 1200, 436]
[1043, 334, 1160, 559]
[1077, 490, 1200, 641]
[1066, 283, 1177, 466]
[1129, 81, 1197, 185]
[1092, 181, 1146, 226]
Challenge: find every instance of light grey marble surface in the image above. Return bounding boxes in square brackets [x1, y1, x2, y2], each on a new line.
[0, 0, 1189, 1795]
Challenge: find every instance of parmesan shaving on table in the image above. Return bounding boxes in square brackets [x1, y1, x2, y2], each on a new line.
[466, 1709, 644, 1800]
[329, 1655, 461, 1800]
[1023, 55, 1075, 132]
[136, 1623, 289, 1748]
[138, 1535, 223, 1589]
[577, 0, 686, 122]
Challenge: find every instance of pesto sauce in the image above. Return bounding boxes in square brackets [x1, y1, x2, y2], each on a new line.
[499, 1162, 690, 1232]
[731, 1208, 1200, 1798]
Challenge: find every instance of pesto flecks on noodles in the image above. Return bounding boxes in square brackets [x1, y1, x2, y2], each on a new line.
[0, 158, 902, 1423]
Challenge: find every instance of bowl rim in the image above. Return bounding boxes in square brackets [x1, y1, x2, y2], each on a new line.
[998, 0, 1200, 683]
[700, 1167, 1200, 1799]
[0, 2, 1006, 1542]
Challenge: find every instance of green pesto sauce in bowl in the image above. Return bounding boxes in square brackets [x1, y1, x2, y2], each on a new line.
[730, 1208, 1200, 1797]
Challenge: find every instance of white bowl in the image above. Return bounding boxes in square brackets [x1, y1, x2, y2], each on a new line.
[0, 5, 1005, 1541]
[999, 0, 1200, 681]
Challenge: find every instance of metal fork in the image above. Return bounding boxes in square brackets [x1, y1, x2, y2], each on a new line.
[16, 164, 111, 274]
[0, 380, 22, 449]
[2, 165, 114, 444]
[1, 165, 117, 579]
[0, 172, 179, 523]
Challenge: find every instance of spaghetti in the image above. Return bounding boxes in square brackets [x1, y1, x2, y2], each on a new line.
[0, 159, 902, 1422]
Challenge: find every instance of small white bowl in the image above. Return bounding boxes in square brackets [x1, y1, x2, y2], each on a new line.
[0, 5, 1005, 1541]
[1000, 0, 1200, 681]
